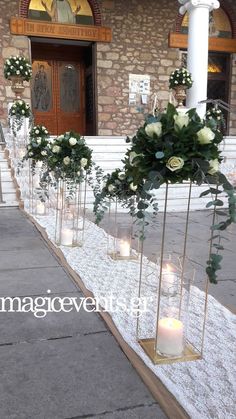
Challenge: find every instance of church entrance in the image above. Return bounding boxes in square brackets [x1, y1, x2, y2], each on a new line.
[31, 40, 95, 136]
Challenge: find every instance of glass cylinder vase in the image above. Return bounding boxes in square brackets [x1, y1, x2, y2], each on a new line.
[55, 178, 87, 247]
[106, 198, 139, 260]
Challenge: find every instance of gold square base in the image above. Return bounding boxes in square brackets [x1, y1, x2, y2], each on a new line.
[139, 338, 202, 365]
[108, 252, 138, 261]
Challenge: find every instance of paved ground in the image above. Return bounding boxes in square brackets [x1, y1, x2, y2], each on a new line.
[0, 208, 166, 419]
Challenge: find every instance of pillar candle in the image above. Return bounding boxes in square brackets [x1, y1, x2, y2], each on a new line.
[119, 240, 130, 257]
[157, 317, 184, 357]
[61, 228, 73, 246]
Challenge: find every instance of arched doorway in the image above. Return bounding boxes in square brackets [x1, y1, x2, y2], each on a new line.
[19, 0, 101, 135]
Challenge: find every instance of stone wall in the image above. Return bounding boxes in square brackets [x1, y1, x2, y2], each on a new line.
[97, 0, 181, 136]
[0, 0, 30, 128]
[0, 0, 236, 136]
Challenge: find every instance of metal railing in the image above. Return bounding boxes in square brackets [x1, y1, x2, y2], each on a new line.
[199, 98, 236, 114]
[0, 167, 5, 204]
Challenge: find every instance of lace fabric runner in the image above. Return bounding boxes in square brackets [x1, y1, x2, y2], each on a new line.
[30, 213, 236, 419]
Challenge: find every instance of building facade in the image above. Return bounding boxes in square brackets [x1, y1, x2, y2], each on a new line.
[0, 0, 236, 137]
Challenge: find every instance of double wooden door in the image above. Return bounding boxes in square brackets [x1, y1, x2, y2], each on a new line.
[31, 59, 85, 135]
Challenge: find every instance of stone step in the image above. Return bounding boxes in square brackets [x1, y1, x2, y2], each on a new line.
[0, 201, 19, 208]
[1, 183, 16, 193]
[0, 161, 9, 169]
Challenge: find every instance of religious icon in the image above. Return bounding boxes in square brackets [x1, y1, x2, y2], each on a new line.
[29, 0, 94, 25]
[33, 63, 51, 112]
[60, 64, 79, 112]
[41, 0, 81, 24]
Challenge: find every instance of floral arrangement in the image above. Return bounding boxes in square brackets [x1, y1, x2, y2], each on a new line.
[94, 103, 236, 283]
[9, 100, 32, 136]
[169, 67, 193, 89]
[29, 125, 49, 139]
[123, 104, 223, 188]
[46, 131, 93, 182]
[206, 106, 225, 130]
[93, 168, 141, 224]
[4, 55, 32, 81]
[23, 125, 50, 166]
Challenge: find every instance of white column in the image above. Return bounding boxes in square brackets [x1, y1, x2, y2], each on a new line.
[179, 0, 220, 117]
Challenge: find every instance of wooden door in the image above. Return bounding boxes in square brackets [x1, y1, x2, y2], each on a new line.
[31, 59, 85, 135]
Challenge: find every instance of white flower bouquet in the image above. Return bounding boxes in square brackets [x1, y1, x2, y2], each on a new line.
[169, 67, 193, 89]
[4, 55, 32, 82]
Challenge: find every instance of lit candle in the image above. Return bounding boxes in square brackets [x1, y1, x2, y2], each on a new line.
[161, 264, 178, 295]
[36, 202, 45, 215]
[119, 240, 130, 257]
[157, 317, 184, 357]
[60, 228, 73, 246]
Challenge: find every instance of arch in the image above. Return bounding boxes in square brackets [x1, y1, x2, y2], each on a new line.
[175, 1, 236, 39]
[19, 0, 102, 26]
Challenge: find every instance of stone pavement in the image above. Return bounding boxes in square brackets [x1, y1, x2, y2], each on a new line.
[0, 208, 166, 419]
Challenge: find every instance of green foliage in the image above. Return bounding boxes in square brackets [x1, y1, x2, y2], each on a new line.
[46, 131, 93, 182]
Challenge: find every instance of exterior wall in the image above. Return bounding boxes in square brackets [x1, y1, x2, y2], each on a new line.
[0, 0, 30, 128]
[0, 0, 236, 136]
[97, 0, 181, 136]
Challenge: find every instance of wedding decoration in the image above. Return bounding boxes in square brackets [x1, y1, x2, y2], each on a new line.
[169, 67, 193, 107]
[8, 100, 32, 136]
[4, 55, 32, 81]
[93, 168, 140, 259]
[46, 131, 92, 182]
[24, 125, 50, 168]
[93, 103, 236, 363]
[206, 106, 225, 130]
[44, 131, 93, 247]
[4, 55, 32, 98]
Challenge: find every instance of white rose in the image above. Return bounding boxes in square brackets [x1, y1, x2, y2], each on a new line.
[36, 138, 41, 145]
[129, 151, 141, 166]
[63, 156, 70, 165]
[166, 156, 184, 172]
[118, 172, 126, 180]
[145, 122, 162, 138]
[69, 137, 77, 146]
[35, 129, 39, 134]
[108, 184, 115, 193]
[197, 127, 215, 145]
[41, 150, 47, 156]
[129, 182, 138, 192]
[52, 145, 61, 153]
[29, 152, 33, 157]
[16, 70, 20, 75]
[208, 159, 219, 175]
[21, 110, 25, 114]
[57, 135, 64, 142]
[174, 113, 190, 129]
[80, 158, 88, 168]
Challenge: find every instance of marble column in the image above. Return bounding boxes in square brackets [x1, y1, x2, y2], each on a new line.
[179, 0, 220, 117]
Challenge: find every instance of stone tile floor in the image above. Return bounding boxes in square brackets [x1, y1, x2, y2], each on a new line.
[0, 208, 166, 419]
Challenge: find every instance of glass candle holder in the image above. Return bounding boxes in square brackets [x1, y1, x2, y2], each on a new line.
[55, 178, 87, 247]
[136, 182, 213, 365]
